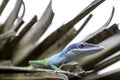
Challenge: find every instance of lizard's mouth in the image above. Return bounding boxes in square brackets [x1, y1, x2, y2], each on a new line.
[80, 45, 104, 52]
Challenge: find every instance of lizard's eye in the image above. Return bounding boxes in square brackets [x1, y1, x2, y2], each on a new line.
[79, 44, 84, 48]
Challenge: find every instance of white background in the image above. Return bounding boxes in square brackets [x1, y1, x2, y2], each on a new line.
[0, 0, 120, 74]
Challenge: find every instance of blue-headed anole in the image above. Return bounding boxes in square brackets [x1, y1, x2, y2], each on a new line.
[28, 42, 103, 70]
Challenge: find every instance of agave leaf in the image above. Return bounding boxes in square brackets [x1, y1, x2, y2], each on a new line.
[1, 0, 23, 33]
[0, 0, 25, 55]
[38, 14, 93, 59]
[0, 0, 9, 15]
[85, 23, 119, 44]
[33, 0, 105, 57]
[11, 0, 25, 31]
[12, 0, 54, 65]
[0, 15, 37, 60]
[83, 7, 115, 42]
[79, 29, 120, 70]
[95, 50, 120, 72]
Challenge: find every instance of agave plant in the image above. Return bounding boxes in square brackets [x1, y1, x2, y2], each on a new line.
[0, 0, 120, 80]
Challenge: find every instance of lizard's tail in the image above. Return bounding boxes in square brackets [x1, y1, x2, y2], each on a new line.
[29, 59, 48, 65]
[29, 60, 43, 64]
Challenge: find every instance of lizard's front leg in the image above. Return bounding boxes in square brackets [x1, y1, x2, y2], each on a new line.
[60, 61, 86, 76]
[49, 63, 60, 70]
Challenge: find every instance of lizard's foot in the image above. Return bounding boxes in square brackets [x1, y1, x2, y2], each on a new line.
[59, 61, 86, 76]
[53, 68, 61, 73]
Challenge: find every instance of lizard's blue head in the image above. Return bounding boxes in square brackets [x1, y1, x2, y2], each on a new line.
[65, 42, 104, 62]
[76, 42, 104, 53]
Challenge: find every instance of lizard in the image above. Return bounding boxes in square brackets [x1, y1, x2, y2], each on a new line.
[28, 42, 103, 70]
